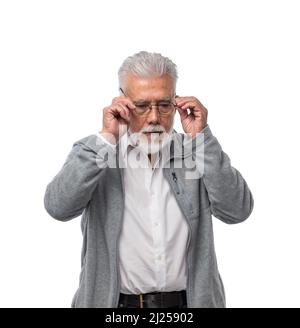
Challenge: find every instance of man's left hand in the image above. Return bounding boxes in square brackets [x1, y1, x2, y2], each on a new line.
[175, 96, 208, 137]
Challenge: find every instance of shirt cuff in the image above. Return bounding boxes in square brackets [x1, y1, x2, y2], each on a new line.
[95, 131, 117, 148]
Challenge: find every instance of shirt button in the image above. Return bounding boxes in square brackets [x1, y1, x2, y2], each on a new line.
[155, 222, 159, 226]
[157, 255, 162, 260]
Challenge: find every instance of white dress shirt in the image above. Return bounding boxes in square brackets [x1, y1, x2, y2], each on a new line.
[96, 131, 189, 295]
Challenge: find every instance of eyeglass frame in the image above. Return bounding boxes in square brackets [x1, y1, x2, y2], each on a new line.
[119, 87, 177, 117]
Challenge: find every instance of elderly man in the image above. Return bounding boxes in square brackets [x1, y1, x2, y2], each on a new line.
[44, 51, 254, 308]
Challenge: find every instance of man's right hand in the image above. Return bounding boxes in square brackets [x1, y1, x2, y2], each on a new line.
[99, 96, 135, 144]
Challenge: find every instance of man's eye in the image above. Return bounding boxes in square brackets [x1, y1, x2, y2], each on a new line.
[136, 104, 148, 109]
[159, 103, 171, 107]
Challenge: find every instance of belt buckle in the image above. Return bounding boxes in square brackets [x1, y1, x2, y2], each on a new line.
[139, 294, 145, 308]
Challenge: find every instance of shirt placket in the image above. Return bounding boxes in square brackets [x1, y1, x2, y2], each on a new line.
[147, 157, 166, 291]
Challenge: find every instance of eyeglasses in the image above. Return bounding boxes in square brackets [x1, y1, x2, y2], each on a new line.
[119, 88, 176, 117]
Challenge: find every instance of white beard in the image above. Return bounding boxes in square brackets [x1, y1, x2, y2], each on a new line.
[128, 127, 173, 155]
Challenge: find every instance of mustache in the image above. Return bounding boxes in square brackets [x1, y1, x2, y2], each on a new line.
[139, 126, 166, 133]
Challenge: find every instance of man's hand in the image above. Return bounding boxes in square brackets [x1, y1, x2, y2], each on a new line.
[175, 96, 208, 137]
[99, 96, 135, 143]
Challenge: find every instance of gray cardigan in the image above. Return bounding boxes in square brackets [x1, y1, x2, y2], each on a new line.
[44, 125, 254, 308]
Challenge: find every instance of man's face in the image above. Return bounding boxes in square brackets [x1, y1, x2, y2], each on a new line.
[123, 74, 176, 140]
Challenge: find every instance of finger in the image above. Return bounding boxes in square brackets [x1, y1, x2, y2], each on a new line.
[176, 106, 189, 120]
[110, 104, 130, 122]
[180, 101, 207, 113]
[175, 97, 196, 106]
[112, 96, 136, 110]
[116, 104, 130, 122]
[116, 103, 130, 120]
[120, 99, 136, 110]
[180, 101, 197, 110]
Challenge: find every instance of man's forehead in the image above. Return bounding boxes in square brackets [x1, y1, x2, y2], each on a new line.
[125, 79, 174, 101]
[134, 96, 172, 102]
[125, 74, 173, 90]
[128, 88, 174, 101]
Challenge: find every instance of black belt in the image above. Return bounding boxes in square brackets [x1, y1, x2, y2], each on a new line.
[118, 290, 187, 308]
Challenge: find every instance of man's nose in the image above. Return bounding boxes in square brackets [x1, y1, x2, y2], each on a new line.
[147, 107, 159, 124]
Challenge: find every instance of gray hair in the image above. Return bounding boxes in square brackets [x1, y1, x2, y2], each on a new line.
[118, 51, 178, 93]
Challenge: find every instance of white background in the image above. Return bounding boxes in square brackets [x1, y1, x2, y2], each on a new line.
[0, 0, 299, 307]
